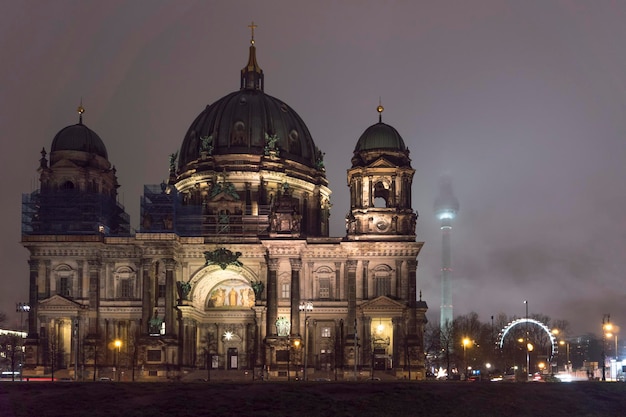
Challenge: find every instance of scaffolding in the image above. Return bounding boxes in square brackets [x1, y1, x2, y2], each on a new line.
[22, 189, 130, 236]
[140, 184, 271, 237]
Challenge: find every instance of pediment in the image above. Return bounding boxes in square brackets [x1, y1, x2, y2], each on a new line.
[39, 294, 83, 311]
[208, 191, 242, 203]
[360, 295, 406, 313]
[367, 157, 397, 169]
[50, 158, 81, 169]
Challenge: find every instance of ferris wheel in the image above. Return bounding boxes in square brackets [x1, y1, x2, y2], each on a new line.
[496, 318, 558, 361]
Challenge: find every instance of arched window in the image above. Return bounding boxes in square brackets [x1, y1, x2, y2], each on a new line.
[373, 181, 389, 208]
[315, 266, 334, 300]
[288, 129, 301, 154]
[55, 264, 74, 297]
[115, 266, 136, 299]
[61, 181, 75, 190]
[280, 280, 290, 300]
[231, 121, 246, 146]
[372, 264, 393, 297]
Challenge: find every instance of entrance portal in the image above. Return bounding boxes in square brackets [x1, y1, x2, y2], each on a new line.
[227, 347, 238, 370]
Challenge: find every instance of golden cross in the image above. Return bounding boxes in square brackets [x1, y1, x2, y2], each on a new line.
[248, 21, 257, 44]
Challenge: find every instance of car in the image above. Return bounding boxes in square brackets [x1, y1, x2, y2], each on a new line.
[98, 377, 112, 381]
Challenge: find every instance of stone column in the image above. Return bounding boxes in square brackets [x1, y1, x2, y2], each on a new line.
[254, 308, 264, 366]
[391, 174, 397, 206]
[76, 260, 84, 298]
[164, 259, 176, 338]
[361, 260, 369, 300]
[407, 260, 418, 333]
[87, 260, 101, 336]
[44, 260, 51, 298]
[27, 259, 39, 338]
[141, 260, 152, 335]
[307, 261, 315, 300]
[392, 317, 400, 370]
[395, 259, 403, 299]
[266, 258, 279, 336]
[334, 262, 342, 301]
[289, 258, 302, 336]
[364, 316, 372, 367]
[346, 260, 358, 334]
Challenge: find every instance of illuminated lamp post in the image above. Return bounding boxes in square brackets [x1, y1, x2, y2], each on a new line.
[299, 301, 313, 381]
[293, 339, 301, 380]
[287, 335, 291, 381]
[602, 314, 611, 381]
[16, 303, 30, 381]
[559, 340, 570, 372]
[462, 338, 471, 380]
[524, 300, 529, 381]
[114, 339, 122, 381]
[526, 342, 534, 380]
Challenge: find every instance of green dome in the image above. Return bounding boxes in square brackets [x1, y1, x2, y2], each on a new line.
[354, 122, 407, 152]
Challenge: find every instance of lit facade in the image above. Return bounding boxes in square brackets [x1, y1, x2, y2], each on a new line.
[21, 34, 427, 381]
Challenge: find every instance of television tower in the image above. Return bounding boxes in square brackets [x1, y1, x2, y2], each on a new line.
[434, 176, 459, 333]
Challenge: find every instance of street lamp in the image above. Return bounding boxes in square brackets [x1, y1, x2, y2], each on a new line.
[602, 314, 611, 381]
[299, 301, 313, 381]
[15, 303, 30, 381]
[16, 303, 30, 331]
[559, 340, 570, 372]
[114, 339, 122, 381]
[462, 338, 471, 380]
[526, 342, 534, 380]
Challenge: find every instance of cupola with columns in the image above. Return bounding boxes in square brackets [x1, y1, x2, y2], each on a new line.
[345, 104, 417, 241]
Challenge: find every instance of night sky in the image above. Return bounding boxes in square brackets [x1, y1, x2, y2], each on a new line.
[2, 1, 625, 337]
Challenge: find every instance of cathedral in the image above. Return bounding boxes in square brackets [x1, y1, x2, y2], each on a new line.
[21, 29, 428, 381]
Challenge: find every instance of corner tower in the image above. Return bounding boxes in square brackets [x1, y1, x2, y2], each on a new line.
[346, 104, 417, 241]
[23, 105, 129, 236]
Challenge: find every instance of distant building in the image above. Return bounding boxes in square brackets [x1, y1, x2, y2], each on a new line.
[21, 30, 427, 380]
[434, 176, 458, 333]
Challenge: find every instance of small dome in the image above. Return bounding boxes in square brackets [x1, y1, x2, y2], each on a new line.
[354, 122, 407, 152]
[51, 123, 108, 159]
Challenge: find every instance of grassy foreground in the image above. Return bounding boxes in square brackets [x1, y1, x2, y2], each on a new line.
[1, 381, 625, 417]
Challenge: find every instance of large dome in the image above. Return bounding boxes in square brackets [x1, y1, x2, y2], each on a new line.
[50, 117, 108, 159]
[178, 90, 317, 169]
[176, 41, 322, 176]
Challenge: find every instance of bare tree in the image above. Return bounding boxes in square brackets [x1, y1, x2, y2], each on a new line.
[0, 334, 24, 381]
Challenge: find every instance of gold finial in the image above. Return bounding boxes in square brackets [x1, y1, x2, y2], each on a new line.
[377, 97, 384, 122]
[77, 99, 85, 123]
[248, 21, 257, 45]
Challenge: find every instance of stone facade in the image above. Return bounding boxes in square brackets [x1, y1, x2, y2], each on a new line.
[21, 35, 427, 381]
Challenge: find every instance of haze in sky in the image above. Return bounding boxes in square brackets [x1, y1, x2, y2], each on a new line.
[2, 0, 625, 337]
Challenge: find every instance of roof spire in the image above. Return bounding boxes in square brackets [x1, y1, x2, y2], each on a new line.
[377, 97, 384, 123]
[248, 21, 257, 45]
[241, 21, 264, 91]
[77, 98, 85, 124]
